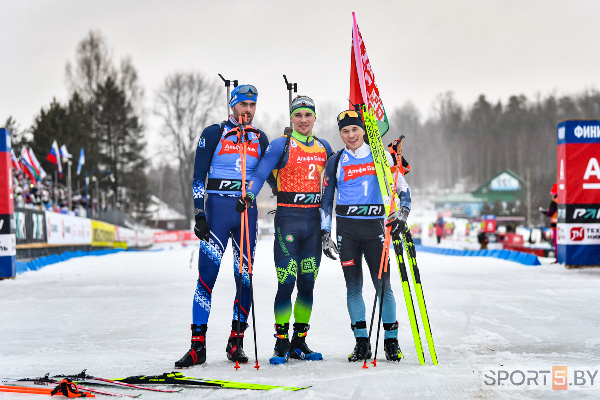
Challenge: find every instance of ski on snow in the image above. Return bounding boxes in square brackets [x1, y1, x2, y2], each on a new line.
[113, 371, 310, 391]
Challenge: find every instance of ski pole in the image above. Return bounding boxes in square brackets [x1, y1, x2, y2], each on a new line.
[239, 117, 260, 370]
[368, 147, 402, 367]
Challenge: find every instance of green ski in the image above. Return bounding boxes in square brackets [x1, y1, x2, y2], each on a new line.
[114, 372, 309, 391]
[402, 231, 438, 365]
[361, 105, 426, 364]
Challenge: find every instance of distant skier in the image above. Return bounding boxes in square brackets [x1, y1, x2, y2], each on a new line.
[237, 96, 333, 364]
[539, 183, 558, 259]
[320, 109, 411, 362]
[175, 84, 273, 368]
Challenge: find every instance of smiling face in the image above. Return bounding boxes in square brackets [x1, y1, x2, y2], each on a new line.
[340, 124, 365, 151]
[232, 100, 256, 124]
[290, 110, 316, 136]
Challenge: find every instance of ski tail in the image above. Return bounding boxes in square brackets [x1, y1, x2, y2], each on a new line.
[402, 231, 438, 365]
[391, 237, 425, 365]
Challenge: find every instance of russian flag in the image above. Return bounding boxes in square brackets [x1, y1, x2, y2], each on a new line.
[46, 140, 62, 178]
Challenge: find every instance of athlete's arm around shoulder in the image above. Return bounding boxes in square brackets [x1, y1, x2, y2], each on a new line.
[247, 135, 288, 198]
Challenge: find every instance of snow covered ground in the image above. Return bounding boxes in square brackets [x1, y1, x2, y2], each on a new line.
[1, 239, 600, 399]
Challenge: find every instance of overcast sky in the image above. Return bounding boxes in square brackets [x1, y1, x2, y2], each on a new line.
[2, 0, 600, 152]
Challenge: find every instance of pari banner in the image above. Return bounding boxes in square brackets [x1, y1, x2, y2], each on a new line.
[556, 120, 600, 265]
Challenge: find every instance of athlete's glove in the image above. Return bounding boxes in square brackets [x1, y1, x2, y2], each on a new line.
[236, 193, 255, 213]
[194, 215, 210, 242]
[386, 207, 410, 238]
[539, 207, 547, 214]
[321, 229, 339, 260]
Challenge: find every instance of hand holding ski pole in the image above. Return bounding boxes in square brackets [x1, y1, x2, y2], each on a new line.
[236, 193, 255, 213]
[386, 207, 410, 238]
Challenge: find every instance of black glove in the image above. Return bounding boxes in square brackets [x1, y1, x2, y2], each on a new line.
[321, 229, 339, 260]
[194, 215, 210, 242]
[236, 194, 254, 213]
[386, 207, 410, 238]
[271, 186, 278, 196]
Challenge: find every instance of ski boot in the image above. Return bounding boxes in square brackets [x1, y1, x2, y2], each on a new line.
[383, 322, 404, 361]
[269, 323, 290, 365]
[348, 337, 372, 362]
[383, 338, 404, 361]
[289, 323, 323, 361]
[226, 320, 249, 363]
[175, 324, 207, 368]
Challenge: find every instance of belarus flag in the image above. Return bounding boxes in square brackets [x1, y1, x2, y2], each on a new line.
[46, 140, 63, 178]
[350, 12, 389, 136]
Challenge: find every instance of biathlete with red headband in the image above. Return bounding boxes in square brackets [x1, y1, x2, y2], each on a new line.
[175, 84, 274, 368]
[236, 96, 333, 364]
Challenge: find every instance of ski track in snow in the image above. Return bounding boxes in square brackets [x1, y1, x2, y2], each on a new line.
[1, 240, 600, 399]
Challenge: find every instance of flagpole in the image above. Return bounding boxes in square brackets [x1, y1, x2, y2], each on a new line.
[67, 160, 72, 211]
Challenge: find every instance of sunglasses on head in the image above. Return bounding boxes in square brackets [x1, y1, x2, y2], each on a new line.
[337, 110, 360, 122]
[236, 85, 258, 96]
[291, 96, 315, 109]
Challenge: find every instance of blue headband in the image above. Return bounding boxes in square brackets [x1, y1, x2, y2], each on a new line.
[230, 84, 258, 107]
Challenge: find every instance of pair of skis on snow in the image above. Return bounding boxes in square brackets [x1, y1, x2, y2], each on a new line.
[362, 104, 438, 366]
[1, 370, 309, 396]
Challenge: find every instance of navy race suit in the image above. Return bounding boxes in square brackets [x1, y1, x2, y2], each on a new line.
[320, 142, 411, 339]
[191, 115, 273, 326]
[246, 130, 333, 325]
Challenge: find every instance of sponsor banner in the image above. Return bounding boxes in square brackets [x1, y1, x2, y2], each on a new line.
[91, 220, 115, 247]
[557, 120, 600, 145]
[557, 204, 600, 223]
[557, 223, 600, 245]
[153, 230, 198, 243]
[14, 208, 46, 243]
[45, 211, 92, 245]
[557, 143, 600, 204]
[0, 233, 16, 256]
[115, 226, 138, 247]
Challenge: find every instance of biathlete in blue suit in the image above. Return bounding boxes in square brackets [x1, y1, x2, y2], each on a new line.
[236, 96, 333, 364]
[175, 84, 274, 368]
[320, 110, 412, 362]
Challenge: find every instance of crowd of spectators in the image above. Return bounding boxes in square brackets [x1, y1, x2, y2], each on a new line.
[12, 171, 94, 217]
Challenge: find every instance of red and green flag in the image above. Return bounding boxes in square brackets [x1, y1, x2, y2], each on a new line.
[350, 12, 389, 136]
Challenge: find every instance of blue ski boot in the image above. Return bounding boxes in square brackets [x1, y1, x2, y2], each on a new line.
[289, 323, 323, 361]
[269, 323, 290, 365]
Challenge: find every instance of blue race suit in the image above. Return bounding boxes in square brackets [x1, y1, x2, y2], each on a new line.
[192, 115, 273, 326]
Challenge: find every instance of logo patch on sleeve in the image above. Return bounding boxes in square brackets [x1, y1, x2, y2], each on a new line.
[341, 259, 355, 267]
